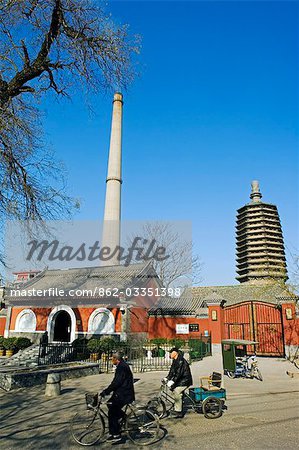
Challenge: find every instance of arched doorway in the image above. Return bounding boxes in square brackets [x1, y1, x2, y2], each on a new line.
[53, 311, 71, 342]
[47, 306, 76, 343]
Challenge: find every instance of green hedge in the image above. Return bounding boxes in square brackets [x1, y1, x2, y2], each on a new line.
[168, 338, 185, 348]
[189, 350, 203, 360]
[3, 337, 17, 350]
[87, 338, 101, 353]
[189, 339, 206, 354]
[15, 337, 32, 350]
[87, 337, 119, 353]
[0, 337, 32, 351]
[72, 337, 89, 348]
[150, 338, 168, 345]
[99, 337, 118, 352]
[152, 347, 166, 357]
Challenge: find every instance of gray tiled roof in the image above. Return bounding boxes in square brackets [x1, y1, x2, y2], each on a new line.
[5, 261, 158, 300]
[149, 295, 207, 316]
[149, 282, 296, 316]
[191, 283, 296, 306]
[202, 291, 226, 304]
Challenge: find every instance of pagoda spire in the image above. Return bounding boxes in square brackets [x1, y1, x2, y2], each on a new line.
[250, 180, 262, 203]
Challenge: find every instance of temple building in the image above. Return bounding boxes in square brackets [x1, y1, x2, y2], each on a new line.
[0, 91, 298, 358]
[1, 93, 162, 343]
[149, 182, 298, 357]
[4, 261, 160, 343]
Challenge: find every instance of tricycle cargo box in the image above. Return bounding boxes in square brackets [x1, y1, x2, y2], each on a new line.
[189, 387, 226, 402]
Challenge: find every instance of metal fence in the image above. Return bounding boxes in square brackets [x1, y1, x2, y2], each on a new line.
[38, 343, 172, 372]
[38, 343, 75, 366]
[189, 335, 212, 362]
[38, 335, 212, 372]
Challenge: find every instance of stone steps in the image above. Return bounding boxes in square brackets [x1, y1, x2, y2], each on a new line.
[0, 344, 40, 367]
[0, 344, 78, 368]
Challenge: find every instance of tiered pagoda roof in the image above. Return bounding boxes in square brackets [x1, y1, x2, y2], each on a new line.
[236, 181, 288, 283]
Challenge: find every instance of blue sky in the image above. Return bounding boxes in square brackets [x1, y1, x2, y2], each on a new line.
[43, 1, 298, 286]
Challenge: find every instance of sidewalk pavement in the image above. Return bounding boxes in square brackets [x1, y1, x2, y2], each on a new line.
[0, 355, 298, 449]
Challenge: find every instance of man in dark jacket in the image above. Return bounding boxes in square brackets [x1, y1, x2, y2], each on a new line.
[100, 352, 135, 443]
[164, 347, 193, 418]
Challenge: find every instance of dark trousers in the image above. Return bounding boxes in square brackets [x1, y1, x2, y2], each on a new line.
[108, 400, 126, 436]
[40, 344, 47, 358]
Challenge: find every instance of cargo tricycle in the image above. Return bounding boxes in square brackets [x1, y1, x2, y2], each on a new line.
[148, 374, 226, 419]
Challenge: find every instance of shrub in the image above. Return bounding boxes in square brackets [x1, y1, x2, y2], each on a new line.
[168, 338, 185, 349]
[150, 338, 168, 346]
[99, 337, 117, 353]
[114, 340, 128, 352]
[72, 337, 88, 349]
[87, 338, 101, 353]
[0, 336, 4, 349]
[3, 337, 17, 350]
[15, 337, 32, 350]
[152, 347, 166, 357]
[72, 338, 89, 360]
[189, 339, 205, 355]
[189, 350, 203, 360]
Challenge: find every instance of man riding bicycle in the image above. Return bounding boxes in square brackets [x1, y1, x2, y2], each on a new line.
[164, 347, 193, 418]
[100, 352, 135, 443]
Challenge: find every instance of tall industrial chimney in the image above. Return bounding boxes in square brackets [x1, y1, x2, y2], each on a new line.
[101, 93, 123, 265]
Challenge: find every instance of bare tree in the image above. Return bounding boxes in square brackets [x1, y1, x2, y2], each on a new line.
[0, 0, 138, 221]
[126, 222, 201, 290]
[0, 0, 139, 264]
[290, 252, 299, 294]
[285, 253, 299, 366]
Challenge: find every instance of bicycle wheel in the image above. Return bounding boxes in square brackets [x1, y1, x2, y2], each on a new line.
[147, 397, 167, 419]
[126, 408, 159, 446]
[70, 409, 105, 446]
[226, 370, 235, 379]
[202, 397, 223, 419]
[254, 368, 263, 382]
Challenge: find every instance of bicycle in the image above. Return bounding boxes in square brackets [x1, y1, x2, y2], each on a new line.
[226, 355, 263, 381]
[70, 393, 160, 446]
[147, 380, 225, 420]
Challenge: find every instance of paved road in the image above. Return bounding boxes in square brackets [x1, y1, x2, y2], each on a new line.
[0, 355, 298, 449]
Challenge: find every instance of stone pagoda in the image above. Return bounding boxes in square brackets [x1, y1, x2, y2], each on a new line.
[236, 181, 288, 284]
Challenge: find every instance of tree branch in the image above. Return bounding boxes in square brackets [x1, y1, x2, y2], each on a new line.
[44, 67, 64, 94]
[23, 0, 41, 18]
[1, 0, 63, 105]
[21, 39, 30, 68]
